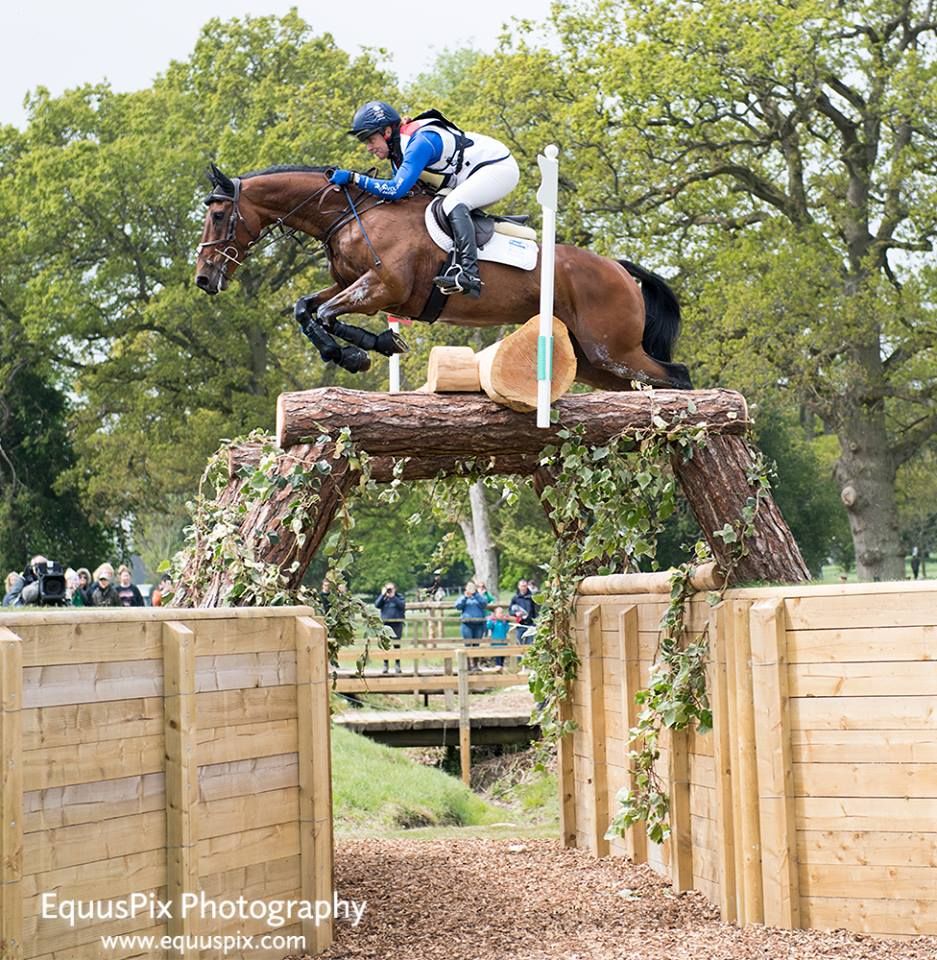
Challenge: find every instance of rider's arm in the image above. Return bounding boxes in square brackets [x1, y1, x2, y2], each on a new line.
[352, 131, 442, 200]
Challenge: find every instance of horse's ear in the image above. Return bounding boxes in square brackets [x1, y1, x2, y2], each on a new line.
[208, 162, 236, 196]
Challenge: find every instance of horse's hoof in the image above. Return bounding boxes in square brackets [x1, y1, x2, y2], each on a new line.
[338, 346, 371, 373]
[374, 330, 409, 356]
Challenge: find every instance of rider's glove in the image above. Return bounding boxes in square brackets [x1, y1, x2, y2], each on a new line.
[329, 169, 355, 187]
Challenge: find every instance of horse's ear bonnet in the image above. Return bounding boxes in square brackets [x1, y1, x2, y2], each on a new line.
[204, 162, 237, 204]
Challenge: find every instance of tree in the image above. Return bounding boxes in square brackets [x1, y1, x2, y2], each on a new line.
[464, 1, 937, 580]
[5, 14, 398, 551]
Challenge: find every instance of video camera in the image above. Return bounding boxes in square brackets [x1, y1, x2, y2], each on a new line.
[21, 561, 68, 606]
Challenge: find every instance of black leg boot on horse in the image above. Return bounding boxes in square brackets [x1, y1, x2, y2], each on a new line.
[433, 204, 483, 299]
[294, 298, 371, 373]
[328, 320, 409, 358]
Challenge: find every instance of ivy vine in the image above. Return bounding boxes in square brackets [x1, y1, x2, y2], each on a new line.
[170, 427, 393, 664]
[525, 401, 774, 844]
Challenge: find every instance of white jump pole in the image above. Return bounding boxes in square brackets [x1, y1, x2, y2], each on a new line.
[536, 144, 559, 428]
[387, 316, 401, 393]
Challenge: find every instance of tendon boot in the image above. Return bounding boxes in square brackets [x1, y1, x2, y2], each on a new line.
[297, 315, 343, 365]
[433, 204, 482, 298]
[337, 346, 371, 373]
[329, 320, 409, 357]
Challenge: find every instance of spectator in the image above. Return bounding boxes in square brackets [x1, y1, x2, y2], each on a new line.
[115, 565, 145, 607]
[90, 564, 121, 606]
[74, 568, 93, 606]
[375, 582, 406, 674]
[456, 581, 488, 671]
[509, 578, 538, 631]
[475, 579, 496, 606]
[911, 546, 921, 580]
[423, 571, 446, 602]
[151, 573, 173, 607]
[65, 568, 80, 603]
[319, 578, 332, 613]
[486, 605, 512, 669]
[2, 571, 23, 607]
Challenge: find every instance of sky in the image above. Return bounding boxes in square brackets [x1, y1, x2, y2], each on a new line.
[2, 0, 554, 128]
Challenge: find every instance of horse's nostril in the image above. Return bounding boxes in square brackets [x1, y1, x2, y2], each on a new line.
[195, 274, 209, 289]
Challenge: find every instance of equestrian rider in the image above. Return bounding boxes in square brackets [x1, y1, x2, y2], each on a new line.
[329, 101, 520, 299]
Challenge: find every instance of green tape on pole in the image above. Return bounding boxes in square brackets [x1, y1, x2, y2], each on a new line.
[537, 336, 554, 380]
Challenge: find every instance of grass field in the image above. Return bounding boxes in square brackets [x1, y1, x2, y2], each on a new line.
[331, 724, 558, 839]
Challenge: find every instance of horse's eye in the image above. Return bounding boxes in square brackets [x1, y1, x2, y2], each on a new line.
[212, 210, 224, 223]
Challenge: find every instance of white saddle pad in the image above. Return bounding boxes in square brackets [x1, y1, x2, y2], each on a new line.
[424, 203, 539, 271]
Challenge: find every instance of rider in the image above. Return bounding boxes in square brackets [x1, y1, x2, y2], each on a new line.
[329, 101, 520, 299]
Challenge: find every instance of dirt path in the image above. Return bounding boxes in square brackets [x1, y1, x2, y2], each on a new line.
[316, 837, 935, 959]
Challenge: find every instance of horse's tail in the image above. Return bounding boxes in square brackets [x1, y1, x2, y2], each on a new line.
[618, 259, 681, 364]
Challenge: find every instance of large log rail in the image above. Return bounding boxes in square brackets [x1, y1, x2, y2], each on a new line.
[174, 388, 809, 606]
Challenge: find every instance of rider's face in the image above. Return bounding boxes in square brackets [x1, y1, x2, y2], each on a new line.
[363, 128, 391, 160]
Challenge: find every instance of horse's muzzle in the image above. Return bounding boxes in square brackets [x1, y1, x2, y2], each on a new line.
[195, 273, 218, 294]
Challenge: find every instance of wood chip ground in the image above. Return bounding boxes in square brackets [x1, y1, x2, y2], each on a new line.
[298, 838, 937, 959]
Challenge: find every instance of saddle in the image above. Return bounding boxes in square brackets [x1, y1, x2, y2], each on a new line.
[429, 198, 536, 247]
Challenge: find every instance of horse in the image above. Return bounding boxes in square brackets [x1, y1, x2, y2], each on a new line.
[194, 163, 692, 389]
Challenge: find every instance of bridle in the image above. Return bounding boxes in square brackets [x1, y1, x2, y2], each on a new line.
[196, 172, 385, 282]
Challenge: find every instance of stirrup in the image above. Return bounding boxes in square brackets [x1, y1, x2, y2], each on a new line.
[433, 263, 482, 298]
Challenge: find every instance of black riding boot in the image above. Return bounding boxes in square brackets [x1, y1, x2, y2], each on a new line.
[433, 204, 483, 298]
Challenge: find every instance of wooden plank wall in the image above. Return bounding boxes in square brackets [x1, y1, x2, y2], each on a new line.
[570, 581, 937, 940]
[0, 608, 333, 960]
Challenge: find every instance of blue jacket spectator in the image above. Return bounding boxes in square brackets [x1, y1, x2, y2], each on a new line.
[455, 581, 489, 642]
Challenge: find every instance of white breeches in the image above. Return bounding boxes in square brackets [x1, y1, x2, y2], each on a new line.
[441, 156, 520, 214]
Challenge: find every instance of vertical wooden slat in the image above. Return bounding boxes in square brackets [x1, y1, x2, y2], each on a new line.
[617, 605, 646, 864]
[749, 598, 800, 929]
[668, 725, 693, 891]
[163, 620, 198, 943]
[722, 603, 746, 922]
[707, 603, 737, 922]
[296, 616, 334, 954]
[732, 600, 764, 924]
[457, 651, 471, 785]
[583, 606, 610, 857]
[0, 628, 23, 960]
[557, 695, 577, 848]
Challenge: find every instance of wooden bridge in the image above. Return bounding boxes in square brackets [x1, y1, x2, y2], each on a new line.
[333, 708, 538, 748]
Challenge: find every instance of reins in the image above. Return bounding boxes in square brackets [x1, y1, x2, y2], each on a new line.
[199, 173, 385, 273]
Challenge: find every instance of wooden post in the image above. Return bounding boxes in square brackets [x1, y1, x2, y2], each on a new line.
[722, 600, 747, 922]
[0, 628, 23, 960]
[750, 598, 800, 929]
[443, 656, 454, 711]
[163, 621, 198, 942]
[732, 601, 764, 924]
[457, 651, 471, 785]
[583, 606, 610, 856]
[296, 616, 334, 953]
[557, 695, 577, 848]
[707, 604, 737, 922]
[617, 606, 647, 864]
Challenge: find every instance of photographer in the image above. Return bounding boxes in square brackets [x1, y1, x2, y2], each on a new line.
[375, 582, 406, 674]
[6, 556, 68, 606]
[2, 570, 24, 606]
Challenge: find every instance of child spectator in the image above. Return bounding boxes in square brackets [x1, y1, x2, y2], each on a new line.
[486, 605, 511, 669]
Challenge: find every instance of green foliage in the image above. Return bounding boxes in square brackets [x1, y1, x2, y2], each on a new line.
[0, 364, 115, 573]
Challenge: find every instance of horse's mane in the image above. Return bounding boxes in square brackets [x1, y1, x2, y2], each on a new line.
[240, 164, 331, 179]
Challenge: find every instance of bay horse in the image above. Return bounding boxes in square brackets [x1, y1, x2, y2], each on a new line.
[194, 163, 692, 389]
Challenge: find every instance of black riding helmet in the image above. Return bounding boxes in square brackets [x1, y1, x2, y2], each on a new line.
[348, 101, 401, 141]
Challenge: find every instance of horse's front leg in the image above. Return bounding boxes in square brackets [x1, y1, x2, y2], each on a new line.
[294, 284, 345, 364]
[317, 273, 410, 358]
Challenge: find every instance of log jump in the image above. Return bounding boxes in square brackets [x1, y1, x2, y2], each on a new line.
[175, 387, 809, 606]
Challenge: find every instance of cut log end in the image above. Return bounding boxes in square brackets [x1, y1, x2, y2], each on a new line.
[478, 315, 577, 412]
[427, 346, 481, 392]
